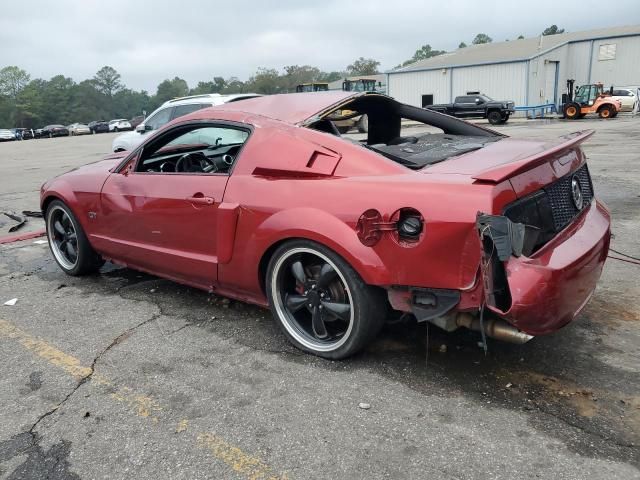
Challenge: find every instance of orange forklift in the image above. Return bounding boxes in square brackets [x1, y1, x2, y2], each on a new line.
[562, 79, 621, 119]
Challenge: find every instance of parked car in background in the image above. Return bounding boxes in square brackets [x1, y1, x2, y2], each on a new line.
[0, 129, 15, 141]
[19, 128, 35, 140]
[427, 94, 515, 125]
[41, 125, 69, 138]
[108, 119, 132, 132]
[67, 123, 91, 136]
[129, 115, 145, 129]
[34, 128, 44, 138]
[112, 93, 260, 152]
[611, 89, 638, 112]
[88, 120, 109, 134]
[9, 128, 23, 140]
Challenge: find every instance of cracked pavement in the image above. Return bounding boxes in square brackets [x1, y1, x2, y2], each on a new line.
[1, 120, 639, 479]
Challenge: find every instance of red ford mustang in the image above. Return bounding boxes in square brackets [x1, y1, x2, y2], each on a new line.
[41, 91, 611, 359]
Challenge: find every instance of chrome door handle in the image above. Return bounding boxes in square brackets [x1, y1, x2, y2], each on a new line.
[187, 195, 215, 205]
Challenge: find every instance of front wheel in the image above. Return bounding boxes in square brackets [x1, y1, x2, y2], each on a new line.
[487, 110, 502, 125]
[46, 200, 104, 276]
[113, 127, 119, 132]
[266, 240, 387, 359]
[564, 103, 581, 120]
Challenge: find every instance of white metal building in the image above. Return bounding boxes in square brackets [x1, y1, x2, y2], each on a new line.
[387, 25, 640, 108]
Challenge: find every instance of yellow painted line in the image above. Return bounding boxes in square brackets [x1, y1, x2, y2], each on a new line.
[0, 318, 288, 480]
[0, 319, 92, 380]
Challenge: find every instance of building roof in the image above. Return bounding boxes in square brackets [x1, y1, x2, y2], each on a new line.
[389, 24, 640, 74]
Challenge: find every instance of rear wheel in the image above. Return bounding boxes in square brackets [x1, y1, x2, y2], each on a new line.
[114, 127, 119, 132]
[46, 200, 104, 276]
[266, 240, 387, 359]
[598, 105, 613, 119]
[357, 114, 368, 133]
[564, 103, 581, 120]
[487, 110, 502, 125]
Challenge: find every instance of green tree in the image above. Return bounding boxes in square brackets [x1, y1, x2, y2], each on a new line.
[317, 71, 344, 83]
[190, 77, 227, 95]
[472, 33, 493, 44]
[282, 65, 321, 91]
[517, 35, 525, 39]
[346, 57, 380, 76]
[458, 42, 467, 48]
[93, 66, 122, 98]
[0, 66, 30, 99]
[247, 68, 283, 95]
[222, 77, 246, 94]
[155, 77, 189, 104]
[542, 25, 565, 36]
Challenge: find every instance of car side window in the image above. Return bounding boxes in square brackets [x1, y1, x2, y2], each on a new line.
[135, 124, 250, 175]
[171, 103, 209, 120]
[144, 107, 173, 131]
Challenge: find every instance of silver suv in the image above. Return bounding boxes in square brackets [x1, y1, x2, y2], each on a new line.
[112, 93, 260, 152]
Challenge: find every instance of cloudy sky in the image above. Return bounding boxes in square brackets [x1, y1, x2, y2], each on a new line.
[1, 0, 639, 92]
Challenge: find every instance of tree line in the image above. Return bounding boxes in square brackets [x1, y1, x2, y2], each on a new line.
[0, 25, 563, 128]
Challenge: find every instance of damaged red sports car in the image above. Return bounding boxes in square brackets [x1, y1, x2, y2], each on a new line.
[40, 91, 611, 359]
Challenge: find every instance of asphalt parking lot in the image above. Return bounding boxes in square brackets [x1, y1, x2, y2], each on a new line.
[1, 117, 639, 479]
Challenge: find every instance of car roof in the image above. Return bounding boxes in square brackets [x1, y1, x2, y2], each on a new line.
[213, 91, 359, 125]
[161, 93, 261, 108]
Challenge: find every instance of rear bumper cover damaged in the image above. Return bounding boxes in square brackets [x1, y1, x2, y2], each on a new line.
[477, 200, 611, 335]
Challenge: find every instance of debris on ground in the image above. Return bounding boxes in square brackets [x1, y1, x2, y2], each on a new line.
[3, 298, 18, 306]
[3, 212, 27, 232]
[22, 210, 43, 218]
[358, 402, 371, 410]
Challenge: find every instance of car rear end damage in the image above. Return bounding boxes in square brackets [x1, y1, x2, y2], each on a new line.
[401, 130, 611, 342]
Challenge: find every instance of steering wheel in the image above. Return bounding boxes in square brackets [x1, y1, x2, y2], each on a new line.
[175, 152, 216, 173]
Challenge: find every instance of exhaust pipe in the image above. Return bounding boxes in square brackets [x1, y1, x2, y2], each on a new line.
[455, 313, 534, 344]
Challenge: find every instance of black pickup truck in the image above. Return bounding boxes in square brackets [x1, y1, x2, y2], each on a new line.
[427, 94, 515, 125]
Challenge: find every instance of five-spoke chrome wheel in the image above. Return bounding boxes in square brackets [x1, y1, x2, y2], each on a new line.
[272, 247, 353, 352]
[266, 240, 387, 359]
[47, 205, 79, 270]
[46, 200, 104, 276]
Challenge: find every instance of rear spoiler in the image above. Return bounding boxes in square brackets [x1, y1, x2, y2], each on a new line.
[472, 130, 594, 183]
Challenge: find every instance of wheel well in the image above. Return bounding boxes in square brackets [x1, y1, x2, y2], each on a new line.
[597, 104, 612, 111]
[41, 195, 62, 216]
[258, 238, 295, 296]
[114, 148, 126, 153]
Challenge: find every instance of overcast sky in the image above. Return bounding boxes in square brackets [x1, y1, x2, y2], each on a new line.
[1, 0, 639, 92]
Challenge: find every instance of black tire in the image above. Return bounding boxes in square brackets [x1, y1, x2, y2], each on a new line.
[564, 103, 581, 120]
[114, 127, 119, 132]
[357, 114, 368, 133]
[265, 239, 387, 359]
[48, 132, 52, 138]
[46, 200, 104, 276]
[598, 105, 614, 119]
[487, 110, 502, 125]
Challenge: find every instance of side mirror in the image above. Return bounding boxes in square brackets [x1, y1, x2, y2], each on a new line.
[475, 98, 481, 104]
[136, 124, 146, 133]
